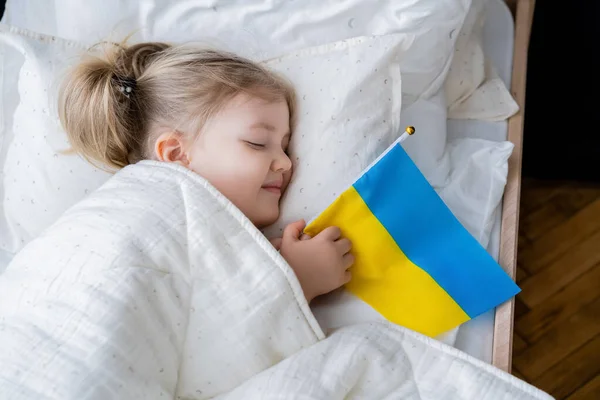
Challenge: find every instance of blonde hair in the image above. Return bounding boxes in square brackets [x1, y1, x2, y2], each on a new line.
[59, 40, 296, 170]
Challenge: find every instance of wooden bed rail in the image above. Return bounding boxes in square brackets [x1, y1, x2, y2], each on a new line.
[492, 0, 536, 373]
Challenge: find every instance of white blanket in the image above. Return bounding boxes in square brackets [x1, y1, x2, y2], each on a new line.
[0, 161, 551, 400]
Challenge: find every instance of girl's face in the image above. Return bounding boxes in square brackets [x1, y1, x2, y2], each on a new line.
[186, 93, 292, 228]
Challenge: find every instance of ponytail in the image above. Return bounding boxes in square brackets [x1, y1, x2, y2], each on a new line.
[58, 41, 169, 169]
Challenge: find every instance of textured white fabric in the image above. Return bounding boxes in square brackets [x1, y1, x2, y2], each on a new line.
[438, 138, 514, 247]
[444, 0, 519, 120]
[0, 27, 113, 253]
[219, 322, 552, 399]
[2, 0, 519, 139]
[2, 0, 522, 121]
[0, 161, 552, 400]
[0, 248, 12, 274]
[0, 32, 21, 152]
[1, 0, 469, 102]
[445, 0, 488, 108]
[448, 58, 519, 121]
[0, 31, 24, 254]
[0, 161, 324, 399]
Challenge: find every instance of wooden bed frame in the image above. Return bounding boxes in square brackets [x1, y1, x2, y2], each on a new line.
[492, 0, 536, 373]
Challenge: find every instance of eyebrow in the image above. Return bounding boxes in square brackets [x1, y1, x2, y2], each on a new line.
[250, 122, 291, 137]
[250, 122, 276, 131]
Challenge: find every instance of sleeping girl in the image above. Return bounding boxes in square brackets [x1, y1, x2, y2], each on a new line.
[0, 40, 354, 398]
[58, 41, 354, 305]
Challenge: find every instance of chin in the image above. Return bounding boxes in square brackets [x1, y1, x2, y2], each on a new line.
[255, 209, 280, 229]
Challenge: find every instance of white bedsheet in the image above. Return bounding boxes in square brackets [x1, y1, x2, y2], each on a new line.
[0, 161, 551, 399]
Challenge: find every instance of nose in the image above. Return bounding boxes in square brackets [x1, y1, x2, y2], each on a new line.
[272, 148, 292, 173]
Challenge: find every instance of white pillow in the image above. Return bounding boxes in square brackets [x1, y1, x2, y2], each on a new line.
[3, 0, 474, 113]
[444, 0, 488, 108]
[0, 35, 23, 246]
[0, 25, 417, 253]
[444, 0, 519, 121]
[438, 137, 513, 248]
[3, 0, 475, 189]
[0, 28, 113, 252]
[3, 0, 469, 102]
[448, 58, 519, 121]
[0, 34, 22, 147]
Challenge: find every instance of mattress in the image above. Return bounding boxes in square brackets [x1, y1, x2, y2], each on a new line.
[450, 0, 514, 363]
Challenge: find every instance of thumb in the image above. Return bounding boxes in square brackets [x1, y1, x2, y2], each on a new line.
[283, 219, 306, 242]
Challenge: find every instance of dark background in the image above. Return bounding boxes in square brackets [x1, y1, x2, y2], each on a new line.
[522, 1, 599, 183]
[1, 1, 598, 182]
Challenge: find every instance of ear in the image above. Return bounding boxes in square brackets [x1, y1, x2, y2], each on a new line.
[154, 131, 190, 166]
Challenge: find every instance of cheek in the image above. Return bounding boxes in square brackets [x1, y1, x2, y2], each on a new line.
[282, 167, 293, 193]
[233, 149, 272, 189]
[188, 144, 266, 199]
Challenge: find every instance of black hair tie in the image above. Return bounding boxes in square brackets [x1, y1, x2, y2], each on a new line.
[113, 75, 137, 98]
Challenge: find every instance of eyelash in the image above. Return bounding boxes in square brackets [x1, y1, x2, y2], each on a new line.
[246, 141, 266, 149]
[246, 141, 290, 155]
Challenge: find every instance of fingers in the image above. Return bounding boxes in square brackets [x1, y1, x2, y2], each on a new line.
[318, 226, 341, 241]
[335, 238, 352, 254]
[343, 271, 352, 284]
[283, 219, 306, 242]
[300, 233, 311, 241]
[269, 237, 282, 250]
[342, 253, 355, 270]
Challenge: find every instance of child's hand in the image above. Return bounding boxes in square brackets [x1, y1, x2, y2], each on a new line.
[279, 220, 354, 303]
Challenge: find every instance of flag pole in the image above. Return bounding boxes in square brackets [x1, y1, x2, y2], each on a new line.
[398, 125, 415, 143]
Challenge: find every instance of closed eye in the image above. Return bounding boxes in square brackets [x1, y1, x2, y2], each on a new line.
[245, 141, 266, 149]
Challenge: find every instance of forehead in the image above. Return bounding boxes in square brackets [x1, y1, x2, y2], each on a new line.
[218, 93, 290, 129]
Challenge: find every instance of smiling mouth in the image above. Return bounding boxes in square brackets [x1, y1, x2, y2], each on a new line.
[262, 182, 282, 194]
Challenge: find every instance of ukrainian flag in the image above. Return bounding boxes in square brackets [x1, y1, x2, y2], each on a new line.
[304, 142, 521, 337]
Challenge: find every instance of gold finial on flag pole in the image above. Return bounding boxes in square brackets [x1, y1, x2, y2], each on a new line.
[398, 126, 415, 143]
